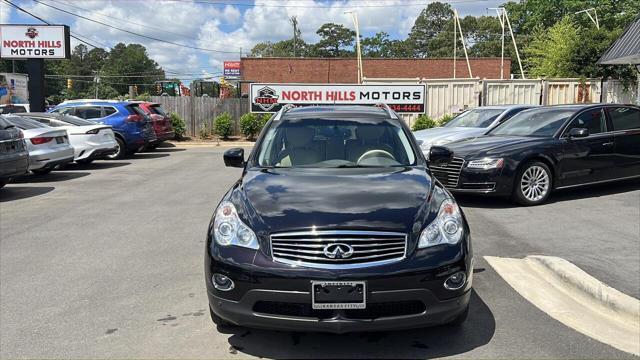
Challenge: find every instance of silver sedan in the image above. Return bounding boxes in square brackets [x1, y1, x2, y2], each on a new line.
[2, 115, 74, 175]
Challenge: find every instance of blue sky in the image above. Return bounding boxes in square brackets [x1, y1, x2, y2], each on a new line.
[1, 0, 505, 82]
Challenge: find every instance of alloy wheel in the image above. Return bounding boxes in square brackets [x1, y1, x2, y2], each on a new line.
[520, 165, 550, 202]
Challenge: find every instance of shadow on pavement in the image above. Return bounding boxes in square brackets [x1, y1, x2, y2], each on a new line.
[149, 148, 186, 153]
[130, 153, 170, 159]
[11, 171, 90, 184]
[58, 161, 131, 171]
[157, 142, 176, 148]
[0, 186, 55, 202]
[456, 178, 640, 209]
[222, 290, 494, 359]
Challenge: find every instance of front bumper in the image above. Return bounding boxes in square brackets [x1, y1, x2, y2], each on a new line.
[209, 288, 470, 333]
[448, 168, 513, 196]
[206, 237, 473, 333]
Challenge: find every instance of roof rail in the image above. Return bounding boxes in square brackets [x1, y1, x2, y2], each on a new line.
[272, 104, 297, 121]
[60, 99, 121, 104]
[374, 103, 399, 119]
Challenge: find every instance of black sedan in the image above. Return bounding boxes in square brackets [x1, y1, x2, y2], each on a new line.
[206, 105, 472, 333]
[429, 104, 640, 205]
[0, 115, 29, 188]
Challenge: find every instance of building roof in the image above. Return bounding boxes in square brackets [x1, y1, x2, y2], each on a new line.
[598, 16, 640, 65]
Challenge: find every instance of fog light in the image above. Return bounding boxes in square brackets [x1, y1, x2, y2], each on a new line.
[444, 271, 466, 290]
[212, 273, 234, 291]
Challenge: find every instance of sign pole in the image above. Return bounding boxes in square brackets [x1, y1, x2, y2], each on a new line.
[26, 58, 45, 112]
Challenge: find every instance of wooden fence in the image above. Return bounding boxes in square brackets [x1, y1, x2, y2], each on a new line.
[150, 96, 247, 137]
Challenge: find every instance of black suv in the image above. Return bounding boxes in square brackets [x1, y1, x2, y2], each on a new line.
[205, 105, 473, 333]
[0, 115, 29, 188]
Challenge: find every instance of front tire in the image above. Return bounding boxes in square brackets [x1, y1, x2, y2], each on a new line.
[513, 161, 552, 206]
[105, 137, 126, 160]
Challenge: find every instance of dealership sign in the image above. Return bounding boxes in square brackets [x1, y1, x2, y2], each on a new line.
[0, 25, 70, 59]
[223, 61, 241, 78]
[250, 84, 426, 113]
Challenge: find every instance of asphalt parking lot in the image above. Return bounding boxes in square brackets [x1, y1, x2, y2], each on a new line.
[1, 145, 638, 359]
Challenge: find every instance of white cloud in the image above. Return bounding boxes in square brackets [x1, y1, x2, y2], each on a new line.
[0, 2, 11, 24]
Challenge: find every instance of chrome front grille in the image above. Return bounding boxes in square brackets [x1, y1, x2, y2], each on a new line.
[270, 230, 407, 269]
[430, 157, 465, 188]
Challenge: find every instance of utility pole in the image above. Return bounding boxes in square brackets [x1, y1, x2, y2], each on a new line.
[345, 11, 363, 83]
[93, 71, 100, 99]
[290, 16, 298, 57]
[575, 8, 600, 29]
[452, 9, 472, 78]
[490, 7, 525, 79]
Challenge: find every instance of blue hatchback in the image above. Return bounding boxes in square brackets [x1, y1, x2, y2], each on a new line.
[50, 100, 156, 159]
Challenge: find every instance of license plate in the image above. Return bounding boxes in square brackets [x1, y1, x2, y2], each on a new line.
[311, 281, 366, 309]
[55, 136, 65, 144]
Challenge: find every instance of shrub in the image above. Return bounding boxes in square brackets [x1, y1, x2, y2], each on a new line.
[199, 123, 211, 139]
[239, 113, 263, 140]
[438, 114, 455, 126]
[412, 114, 437, 131]
[169, 112, 187, 140]
[214, 112, 233, 139]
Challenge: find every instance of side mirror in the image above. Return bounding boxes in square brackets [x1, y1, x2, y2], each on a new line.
[416, 139, 424, 146]
[568, 128, 589, 138]
[224, 148, 245, 167]
[429, 146, 453, 165]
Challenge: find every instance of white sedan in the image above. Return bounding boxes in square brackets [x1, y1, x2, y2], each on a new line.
[2, 115, 75, 174]
[24, 113, 118, 164]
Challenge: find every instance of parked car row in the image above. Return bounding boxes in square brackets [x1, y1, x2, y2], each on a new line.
[0, 100, 175, 188]
[416, 104, 640, 205]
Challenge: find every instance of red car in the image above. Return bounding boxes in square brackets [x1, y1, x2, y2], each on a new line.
[136, 102, 175, 149]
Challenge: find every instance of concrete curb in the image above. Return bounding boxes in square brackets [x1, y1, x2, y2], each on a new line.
[485, 255, 640, 356]
[526, 255, 640, 319]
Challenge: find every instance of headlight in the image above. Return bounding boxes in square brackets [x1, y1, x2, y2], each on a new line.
[213, 201, 259, 249]
[466, 157, 504, 170]
[418, 198, 464, 248]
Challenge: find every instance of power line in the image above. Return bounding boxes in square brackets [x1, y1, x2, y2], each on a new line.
[2, 0, 103, 49]
[51, 0, 200, 40]
[159, 0, 489, 9]
[32, 0, 240, 53]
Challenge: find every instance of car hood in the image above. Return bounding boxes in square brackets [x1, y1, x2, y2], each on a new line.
[413, 127, 487, 147]
[236, 167, 433, 234]
[445, 135, 552, 158]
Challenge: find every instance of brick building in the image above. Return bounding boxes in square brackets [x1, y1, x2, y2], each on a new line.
[240, 57, 510, 93]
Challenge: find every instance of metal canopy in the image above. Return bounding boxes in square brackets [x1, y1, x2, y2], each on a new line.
[598, 15, 640, 65]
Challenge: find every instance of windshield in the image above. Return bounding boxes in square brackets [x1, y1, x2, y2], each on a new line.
[257, 118, 417, 168]
[3, 115, 50, 130]
[489, 108, 575, 137]
[444, 108, 504, 128]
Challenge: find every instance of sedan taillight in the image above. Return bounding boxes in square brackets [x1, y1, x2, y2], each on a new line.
[30, 137, 53, 145]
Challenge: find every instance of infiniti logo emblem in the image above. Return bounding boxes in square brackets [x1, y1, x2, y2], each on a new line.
[323, 243, 354, 259]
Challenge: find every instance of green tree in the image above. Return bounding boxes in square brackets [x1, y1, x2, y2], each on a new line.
[314, 23, 356, 57]
[408, 2, 453, 57]
[525, 17, 580, 77]
[100, 43, 164, 94]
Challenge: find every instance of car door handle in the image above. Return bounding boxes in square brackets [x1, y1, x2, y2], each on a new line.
[602, 142, 614, 147]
